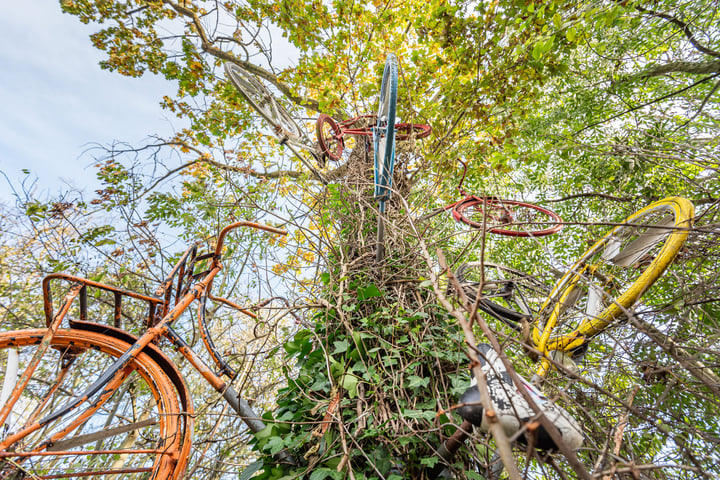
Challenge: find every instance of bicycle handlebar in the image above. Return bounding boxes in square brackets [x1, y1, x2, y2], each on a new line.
[214, 221, 287, 259]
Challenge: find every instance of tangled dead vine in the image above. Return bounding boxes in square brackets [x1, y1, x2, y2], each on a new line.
[250, 133, 720, 480]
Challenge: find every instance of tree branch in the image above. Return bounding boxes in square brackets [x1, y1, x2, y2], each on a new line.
[679, 77, 720, 127]
[630, 60, 720, 81]
[546, 192, 638, 203]
[632, 4, 720, 59]
[135, 139, 351, 198]
[160, 0, 321, 112]
[630, 316, 720, 396]
[575, 73, 720, 135]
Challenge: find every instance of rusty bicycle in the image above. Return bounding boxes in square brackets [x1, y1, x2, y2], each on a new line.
[0, 222, 290, 479]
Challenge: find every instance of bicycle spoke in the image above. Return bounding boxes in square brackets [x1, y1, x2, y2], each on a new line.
[373, 54, 398, 212]
[0, 329, 189, 479]
[225, 63, 303, 138]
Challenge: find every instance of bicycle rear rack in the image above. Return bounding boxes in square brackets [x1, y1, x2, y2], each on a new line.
[42, 243, 214, 331]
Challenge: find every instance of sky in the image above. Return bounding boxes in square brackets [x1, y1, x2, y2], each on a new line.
[0, 1, 179, 206]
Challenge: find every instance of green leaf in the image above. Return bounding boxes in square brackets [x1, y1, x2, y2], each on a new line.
[266, 436, 285, 455]
[566, 27, 577, 42]
[358, 284, 383, 300]
[402, 409, 436, 421]
[330, 360, 344, 380]
[532, 36, 555, 60]
[333, 339, 349, 354]
[466, 472, 486, 479]
[340, 373, 360, 398]
[370, 446, 391, 475]
[406, 375, 430, 389]
[255, 425, 274, 441]
[309, 468, 342, 480]
[238, 460, 264, 480]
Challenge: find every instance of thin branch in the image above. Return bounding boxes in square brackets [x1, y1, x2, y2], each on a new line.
[632, 4, 720, 59]
[630, 316, 720, 395]
[575, 73, 720, 135]
[546, 192, 638, 203]
[678, 77, 720, 128]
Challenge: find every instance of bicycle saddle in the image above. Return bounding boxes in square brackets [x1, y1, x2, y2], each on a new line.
[457, 344, 583, 451]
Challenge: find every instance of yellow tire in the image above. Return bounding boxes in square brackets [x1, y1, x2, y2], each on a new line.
[533, 197, 694, 376]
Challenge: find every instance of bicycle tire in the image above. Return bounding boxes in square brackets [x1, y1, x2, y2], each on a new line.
[225, 63, 303, 138]
[452, 197, 563, 237]
[533, 197, 694, 375]
[0, 328, 191, 479]
[373, 54, 398, 208]
[315, 114, 345, 162]
[395, 123, 431, 140]
[455, 262, 550, 330]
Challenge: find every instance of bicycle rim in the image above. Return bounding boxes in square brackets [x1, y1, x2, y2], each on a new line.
[453, 197, 563, 237]
[0, 329, 189, 479]
[456, 262, 550, 320]
[534, 197, 694, 363]
[224, 63, 303, 138]
[315, 114, 344, 162]
[395, 123, 431, 140]
[373, 54, 398, 204]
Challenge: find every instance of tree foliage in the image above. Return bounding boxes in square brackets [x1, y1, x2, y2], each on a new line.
[2, 0, 719, 478]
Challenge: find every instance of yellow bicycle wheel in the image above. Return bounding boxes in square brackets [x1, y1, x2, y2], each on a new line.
[533, 197, 694, 377]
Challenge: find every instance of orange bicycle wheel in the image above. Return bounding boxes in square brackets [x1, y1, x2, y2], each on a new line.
[0, 328, 192, 479]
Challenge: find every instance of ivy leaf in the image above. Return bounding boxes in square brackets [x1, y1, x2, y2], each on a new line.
[332, 339, 348, 354]
[357, 284, 383, 300]
[309, 468, 342, 480]
[406, 375, 430, 389]
[238, 460, 264, 480]
[340, 373, 360, 398]
[266, 436, 285, 455]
